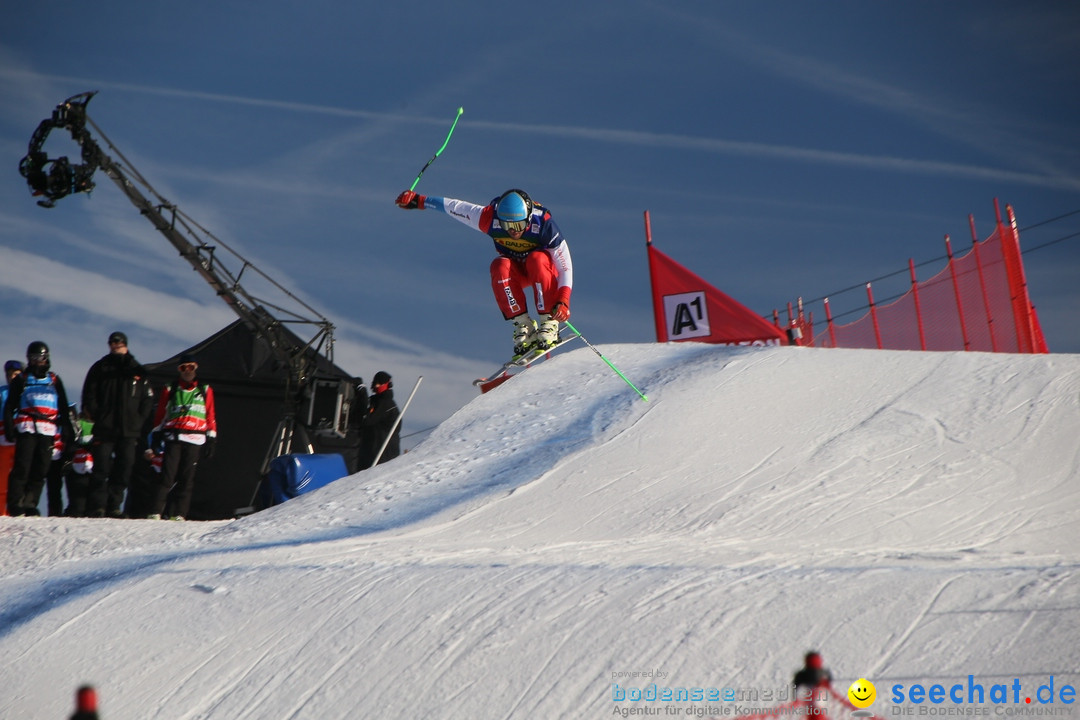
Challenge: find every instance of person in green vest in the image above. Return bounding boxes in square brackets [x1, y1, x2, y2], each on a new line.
[146, 354, 218, 520]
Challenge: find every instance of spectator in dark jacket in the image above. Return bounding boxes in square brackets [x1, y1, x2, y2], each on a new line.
[80, 331, 154, 517]
[341, 377, 370, 474]
[358, 371, 400, 469]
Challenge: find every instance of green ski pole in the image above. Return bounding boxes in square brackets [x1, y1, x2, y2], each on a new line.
[409, 107, 464, 192]
[564, 321, 649, 402]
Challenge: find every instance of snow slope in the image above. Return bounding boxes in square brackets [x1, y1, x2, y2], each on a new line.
[0, 344, 1077, 719]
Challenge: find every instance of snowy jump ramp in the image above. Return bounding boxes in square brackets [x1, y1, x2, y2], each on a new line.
[0, 344, 1077, 719]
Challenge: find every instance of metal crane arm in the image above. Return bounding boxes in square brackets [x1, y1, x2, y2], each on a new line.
[20, 92, 335, 388]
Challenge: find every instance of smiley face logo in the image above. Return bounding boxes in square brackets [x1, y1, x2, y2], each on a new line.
[848, 678, 876, 708]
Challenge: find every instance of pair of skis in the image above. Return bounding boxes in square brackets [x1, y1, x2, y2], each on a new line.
[473, 322, 649, 402]
[473, 334, 580, 393]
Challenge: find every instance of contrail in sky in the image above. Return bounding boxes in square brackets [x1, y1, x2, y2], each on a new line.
[5, 68, 1078, 192]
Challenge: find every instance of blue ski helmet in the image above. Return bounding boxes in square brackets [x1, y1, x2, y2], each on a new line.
[495, 189, 533, 224]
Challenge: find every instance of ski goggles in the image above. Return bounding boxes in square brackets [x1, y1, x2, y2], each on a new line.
[178, 362, 198, 372]
[502, 218, 529, 233]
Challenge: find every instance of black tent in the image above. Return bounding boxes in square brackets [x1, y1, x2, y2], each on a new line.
[136, 320, 359, 520]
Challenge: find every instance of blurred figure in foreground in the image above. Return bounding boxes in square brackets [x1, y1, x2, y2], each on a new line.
[793, 650, 832, 699]
[70, 684, 100, 719]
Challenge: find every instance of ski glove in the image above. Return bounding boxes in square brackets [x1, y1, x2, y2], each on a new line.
[395, 191, 425, 210]
[549, 287, 571, 322]
[203, 437, 216, 459]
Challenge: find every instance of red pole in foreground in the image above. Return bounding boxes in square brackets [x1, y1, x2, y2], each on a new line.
[71, 685, 100, 720]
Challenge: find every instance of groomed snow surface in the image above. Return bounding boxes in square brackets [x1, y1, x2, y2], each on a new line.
[1, 344, 1077, 719]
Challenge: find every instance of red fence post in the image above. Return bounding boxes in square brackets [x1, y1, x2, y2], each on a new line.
[945, 235, 972, 351]
[795, 297, 809, 345]
[969, 216, 999, 353]
[908, 258, 927, 351]
[824, 298, 836, 348]
[1001, 204, 1045, 353]
[866, 283, 883, 349]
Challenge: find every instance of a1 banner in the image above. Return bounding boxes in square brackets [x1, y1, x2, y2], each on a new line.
[645, 219, 786, 346]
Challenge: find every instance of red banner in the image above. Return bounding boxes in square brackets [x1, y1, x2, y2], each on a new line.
[645, 215, 786, 346]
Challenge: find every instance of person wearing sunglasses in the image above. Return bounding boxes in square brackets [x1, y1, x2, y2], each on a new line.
[145, 354, 217, 520]
[395, 188, 573, 358]
[80, 331, 155, 517]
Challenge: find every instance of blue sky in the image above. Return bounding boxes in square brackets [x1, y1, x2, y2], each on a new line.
[2, 1, 1078, 434]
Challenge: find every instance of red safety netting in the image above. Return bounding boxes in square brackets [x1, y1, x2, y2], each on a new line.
[805, 202, 1047, 354]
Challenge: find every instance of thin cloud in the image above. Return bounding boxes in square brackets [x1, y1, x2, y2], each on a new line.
[5, 68, 1075, 193]
[0, 245, 236, 337]
[464, 120, 1080, 191]
[643, 2, 1080, 185]
[0, 68, 421, 124]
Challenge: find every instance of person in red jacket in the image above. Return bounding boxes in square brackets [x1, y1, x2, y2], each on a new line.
[146, 354, 217, 520]
[395, 188, 573, 358]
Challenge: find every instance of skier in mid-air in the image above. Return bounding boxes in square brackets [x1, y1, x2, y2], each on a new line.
[395, 188, 573, 358]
